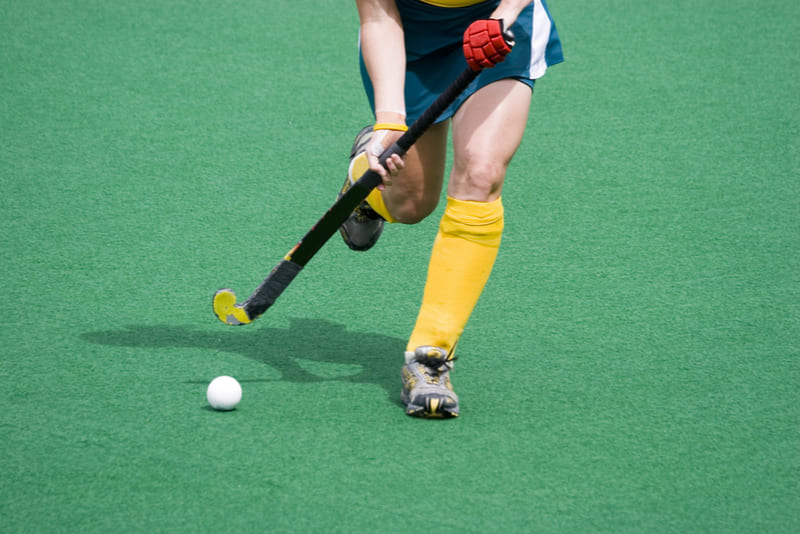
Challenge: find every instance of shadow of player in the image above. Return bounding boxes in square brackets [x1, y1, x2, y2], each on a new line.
[80, 318, 406, 404]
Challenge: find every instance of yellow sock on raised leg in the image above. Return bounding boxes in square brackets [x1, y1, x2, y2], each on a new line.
[365, 186, 397, 223]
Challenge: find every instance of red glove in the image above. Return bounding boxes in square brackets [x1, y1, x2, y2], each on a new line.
[462, 19, 514, 72]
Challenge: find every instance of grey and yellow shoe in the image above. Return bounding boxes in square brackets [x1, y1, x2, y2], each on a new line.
[339, 126, 385, 251]
[401, 346, 459, 418]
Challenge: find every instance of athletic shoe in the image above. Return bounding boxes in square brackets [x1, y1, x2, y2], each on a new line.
[401, 346, 459, 418]
[339, 126, 385, 251]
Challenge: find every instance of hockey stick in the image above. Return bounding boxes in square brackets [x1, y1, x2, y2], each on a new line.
[212, 67, 482, 326]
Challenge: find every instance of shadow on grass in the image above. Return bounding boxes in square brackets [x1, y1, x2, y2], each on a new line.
[80, 318, 405, 404]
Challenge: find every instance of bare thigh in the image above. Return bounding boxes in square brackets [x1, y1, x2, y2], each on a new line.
[449, 79, 532, 202]
[381, 120, 449, 224]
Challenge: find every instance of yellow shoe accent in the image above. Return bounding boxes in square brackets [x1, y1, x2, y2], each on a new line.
[349, 152, 370, 187]
[365, 187, 397, 224]
[213, 289, 252, 326]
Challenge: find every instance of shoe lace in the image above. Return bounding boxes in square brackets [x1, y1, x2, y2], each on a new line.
[417, 354, 456, 376]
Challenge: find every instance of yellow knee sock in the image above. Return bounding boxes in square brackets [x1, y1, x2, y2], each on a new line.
[407, 196, 504, 354]
[350, 153, 397, 223]
[365, 188, 396, 223]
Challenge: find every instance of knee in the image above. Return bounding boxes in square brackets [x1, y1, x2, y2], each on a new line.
[390, 197, 438, 224]
[452, 155, 507, 200]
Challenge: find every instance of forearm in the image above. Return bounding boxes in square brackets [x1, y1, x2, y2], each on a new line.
[356, 0, 407, 124]
[490, 0, 532, 27]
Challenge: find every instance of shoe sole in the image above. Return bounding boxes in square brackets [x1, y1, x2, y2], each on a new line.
[401, 391, 459, 419]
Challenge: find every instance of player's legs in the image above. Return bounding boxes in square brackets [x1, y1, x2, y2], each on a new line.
[407, 79, 532, 355]
[361, 74, 530, 226]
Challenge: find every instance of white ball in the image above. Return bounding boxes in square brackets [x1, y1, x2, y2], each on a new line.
[206, 376, 242, 411]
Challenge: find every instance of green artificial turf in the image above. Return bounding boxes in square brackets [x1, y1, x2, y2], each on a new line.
[2, 0, 798, 532]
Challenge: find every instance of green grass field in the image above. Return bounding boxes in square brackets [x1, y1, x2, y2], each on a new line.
[2, 1, 798, 532]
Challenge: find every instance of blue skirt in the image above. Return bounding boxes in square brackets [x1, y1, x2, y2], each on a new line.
[359, 0, 564, 123]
